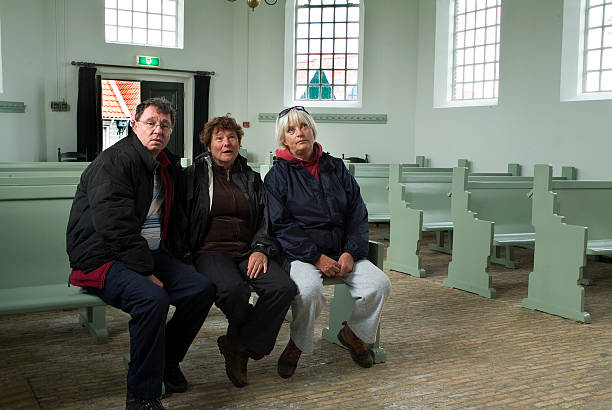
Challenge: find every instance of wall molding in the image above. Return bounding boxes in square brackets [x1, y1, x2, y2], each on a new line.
[0, 101, 26, 113]
[258, 113, 387, 124]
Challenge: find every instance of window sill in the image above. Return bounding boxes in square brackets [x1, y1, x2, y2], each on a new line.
[561, 92, 612, 102]
[434, 99, 498, 108]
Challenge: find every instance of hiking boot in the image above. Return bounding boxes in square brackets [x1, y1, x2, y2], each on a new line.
[277, 338, 302, 379]
[164, 363, 188, 393]
[337, 321, 373, 368]
[125, 394, 165, 410]
[217, 335, 249, 387]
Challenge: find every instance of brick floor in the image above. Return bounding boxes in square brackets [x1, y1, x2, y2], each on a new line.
[0, 224, 611, 409]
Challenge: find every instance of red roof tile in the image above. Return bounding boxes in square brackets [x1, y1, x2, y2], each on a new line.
[102, 80, 141, 120]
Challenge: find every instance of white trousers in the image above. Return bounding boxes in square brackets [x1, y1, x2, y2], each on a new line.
[288, 259, 392, 354]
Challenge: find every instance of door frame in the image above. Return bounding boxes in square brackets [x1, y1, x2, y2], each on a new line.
[96, 67, 196, 159]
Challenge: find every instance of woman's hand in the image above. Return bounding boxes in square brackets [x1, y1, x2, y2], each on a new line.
[316, 254, 341, 277]
[338, 252, 354, 276]
[247, 251, 268, 279]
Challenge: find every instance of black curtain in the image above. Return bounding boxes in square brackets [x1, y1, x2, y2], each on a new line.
[193, 75, 211, 158]
[77, 67, 102, 161]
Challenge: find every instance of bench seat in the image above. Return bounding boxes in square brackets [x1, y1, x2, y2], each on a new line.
[493, 232, 536, 246]
[585, 239, 612, 255]
[422, 221, 453, 231]
[367, 212, 391, 223]
[0, 284, 108, 343]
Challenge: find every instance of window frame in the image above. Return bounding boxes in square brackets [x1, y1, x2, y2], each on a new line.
[283, 0, 365, 108]
[561, 0, 612, 101]
[104, 0, 184, 50]
[433, 0, 501, 108]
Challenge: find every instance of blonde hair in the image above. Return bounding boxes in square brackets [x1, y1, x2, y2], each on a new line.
[275, 108, 318, 149]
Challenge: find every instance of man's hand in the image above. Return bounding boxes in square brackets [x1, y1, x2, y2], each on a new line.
[315, 254, 342, 277]
[337, 252, 354, 276]
[247, 251, 268, 279]
[147, 274, 164, 288]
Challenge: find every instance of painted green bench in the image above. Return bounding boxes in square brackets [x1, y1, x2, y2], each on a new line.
[0, 181, 108, 343]
[351, 163, 420, 222]
[349, 156, 427, 223]
[0, 161, 90, 172]
[443, 166, 577, 298]
[444, 168, 536, 297]
[384, 163, 523, 277]
[522, 164, 610, 323]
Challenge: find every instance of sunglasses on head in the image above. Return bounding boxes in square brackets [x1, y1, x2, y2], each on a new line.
[278, 106, 309, 119]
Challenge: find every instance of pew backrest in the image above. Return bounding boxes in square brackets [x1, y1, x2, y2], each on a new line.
[547, 180, 612, 241]
[0, 183, 77, 289]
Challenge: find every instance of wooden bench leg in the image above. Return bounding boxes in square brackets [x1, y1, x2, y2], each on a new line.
[427, 230, 453, 254]
[321, 283, 386, 364]
[491, 245, 519, 269]
[79, 305, 108, 344]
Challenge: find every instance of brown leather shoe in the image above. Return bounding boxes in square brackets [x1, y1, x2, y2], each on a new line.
[217, 335, 249, 387]
[277, 338, 302, 379]
[337, 321, 373, 368]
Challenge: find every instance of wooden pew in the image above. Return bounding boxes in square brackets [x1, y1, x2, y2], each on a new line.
[0, 162, 90, 172]
[384, 163, 521, 277]
[0, 179, 108, 343]
[352, 163, 419, 222]
[522, 164, 611, 323]
[444, 166, 576, 299]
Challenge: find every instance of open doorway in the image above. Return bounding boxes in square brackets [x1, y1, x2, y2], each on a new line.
[101, 79, 185, 156]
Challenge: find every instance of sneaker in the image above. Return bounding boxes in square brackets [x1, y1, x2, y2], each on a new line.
[125, 395, 165, 410]
[217, 335, 249, 387]
[337, 321, 373, 368]
[164, 363, 188, 393]
[277, 338, 302, 379]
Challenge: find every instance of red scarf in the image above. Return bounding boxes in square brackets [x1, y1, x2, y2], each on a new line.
[276, 142, 323, 182]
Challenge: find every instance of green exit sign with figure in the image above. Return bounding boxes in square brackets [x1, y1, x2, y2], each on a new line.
[137, 56, 160, 67]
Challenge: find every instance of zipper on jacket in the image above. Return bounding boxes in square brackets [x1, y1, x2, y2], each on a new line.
[226, 168, 231, 182]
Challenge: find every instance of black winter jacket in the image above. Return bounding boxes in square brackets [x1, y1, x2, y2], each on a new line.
[182, 153, 279, 260]
[66, 133, 185, 276]
[263, 152, 369, 264]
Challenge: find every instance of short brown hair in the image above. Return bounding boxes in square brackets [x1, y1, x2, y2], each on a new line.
[134, 97, 176, 125]
[200, 114, 244, 149]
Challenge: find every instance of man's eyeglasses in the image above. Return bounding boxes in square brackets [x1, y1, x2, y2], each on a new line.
[139, 121, 172, 133]
[278, 106, 309, 119]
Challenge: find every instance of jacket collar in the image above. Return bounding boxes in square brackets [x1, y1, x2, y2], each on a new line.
[128, 132, 177, 172]
[194, 151, 248, 173]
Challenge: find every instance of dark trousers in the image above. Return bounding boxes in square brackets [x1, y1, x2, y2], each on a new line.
[194, 252, 296, 356]
[90, 251, 215, 399]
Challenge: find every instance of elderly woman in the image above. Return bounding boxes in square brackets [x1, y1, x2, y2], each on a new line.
[183, 114, 296, 388]
[264, 106, 392, 378]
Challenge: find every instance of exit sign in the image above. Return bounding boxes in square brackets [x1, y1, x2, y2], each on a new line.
[137, 56, 160, 67]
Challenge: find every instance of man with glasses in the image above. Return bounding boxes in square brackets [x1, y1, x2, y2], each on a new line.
[66, 97, 215, 410]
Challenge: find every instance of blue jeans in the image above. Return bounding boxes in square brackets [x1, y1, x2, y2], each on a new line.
[89, 250, 215, 399]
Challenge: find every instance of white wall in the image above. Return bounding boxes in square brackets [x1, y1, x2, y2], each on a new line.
[241, 0, 420, 163]
[0, 0, 245, 162]
[0, 0, 420, 163]
[415, 0, 612, 179]
[0, 0, 47, 161]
